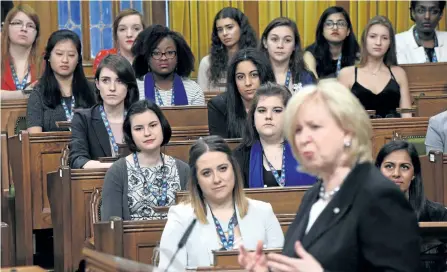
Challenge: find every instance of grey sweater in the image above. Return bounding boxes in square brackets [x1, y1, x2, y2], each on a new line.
[101, 156, 190, 221]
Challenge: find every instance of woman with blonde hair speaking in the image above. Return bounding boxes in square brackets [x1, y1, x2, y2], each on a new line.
[239, 79, 420, 271]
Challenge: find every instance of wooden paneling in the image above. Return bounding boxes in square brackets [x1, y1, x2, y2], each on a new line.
[9, 131, 70, 265]
[47, 167, 106, 272]
[414, 95, 447, 117]
[83, 248, 155, 272]
[1, 99, 27, 136]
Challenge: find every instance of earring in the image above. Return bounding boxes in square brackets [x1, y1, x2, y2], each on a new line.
[343, 139, 352, 148]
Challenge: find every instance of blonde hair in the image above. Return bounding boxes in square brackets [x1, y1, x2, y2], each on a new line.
[284, 79, 373, 172]
[358, 15, 397, 67]
[1, 4, 40, 74]
[185, 136, 248, 224]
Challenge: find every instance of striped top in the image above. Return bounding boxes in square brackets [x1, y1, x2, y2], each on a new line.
[137, 77, 205, 106]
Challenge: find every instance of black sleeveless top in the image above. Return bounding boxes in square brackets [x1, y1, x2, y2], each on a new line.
[351, 67, 401, 118]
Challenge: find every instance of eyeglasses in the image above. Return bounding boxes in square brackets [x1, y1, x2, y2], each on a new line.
[151, 51, 177, 60]
[9, 21, 36, 31]
[414, 7, 442, 16]
[323, 20, 348, 29]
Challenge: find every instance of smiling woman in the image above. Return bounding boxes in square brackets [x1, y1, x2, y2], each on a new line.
[101, 99, 190, 221]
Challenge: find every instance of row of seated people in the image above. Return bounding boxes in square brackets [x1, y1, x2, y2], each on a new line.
[2, 3, 447, 128]
[94, 80, 446, 271]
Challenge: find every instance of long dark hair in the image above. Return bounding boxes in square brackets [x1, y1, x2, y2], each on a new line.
[375, 141, 425, 219]
[226, 48, 275, 138]
[39, 29, 95, 108]
[260, 17, 314, 84]
[209, 7, 257, 86]
[306, 6, 359, 78]
[132, 24, 195, 79]
[95, 54, 139, 110]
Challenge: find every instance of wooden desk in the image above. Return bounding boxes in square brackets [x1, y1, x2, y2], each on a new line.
[162, 138, 242, 163]
[176, 186, 310, 215]
[82, 248, 156, 272]
[413, 94, 447, 117]
[162, 106, 209, 140]
[47, 167, 106, 272]
[0, 99, 27, 136]
[421, 151, 447, 206]
[9, 131, 70, 265]
[0, 266, 46, 272]
[213, 248, 282, 268]
[371, 117, 429, 158]
[402, 62, 447, 98]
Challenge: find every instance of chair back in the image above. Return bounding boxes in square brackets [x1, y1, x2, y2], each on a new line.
[89, 188, 102, 239]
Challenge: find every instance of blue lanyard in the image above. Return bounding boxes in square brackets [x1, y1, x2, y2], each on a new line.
[10, 62, 30, 90]
[263, 144, 286, 187]
[99, 105, 124, 155]
[284, 70, 291, 88]
[335, 54, 342, 76]
[414, 28, 438, 63]
[61, 96, 75, 121]
[132, 152, 168, 206]
[211, 210, 238, 250]
[155, 88, 175, 106]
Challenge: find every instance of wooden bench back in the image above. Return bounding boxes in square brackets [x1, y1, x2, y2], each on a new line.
[82, 247, 155, 272]
[162, 106, 208, 140]
[9, 131, 70, 265]
[176, 186, 310, 215]
[47, 167, 106, 272]
[413, 95, 447, 117]
[1, 99, 27, 136]
[402, 62, 447, 98]
[371, 117, 429, 158]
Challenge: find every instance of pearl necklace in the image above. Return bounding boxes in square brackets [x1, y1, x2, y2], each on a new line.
[319, 185, 340, 201]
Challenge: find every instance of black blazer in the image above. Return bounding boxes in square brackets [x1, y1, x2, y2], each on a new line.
[207, 92, 246, 139]
[282, 162, 420, 271]
[207, 92, 230, 138]
[69, 104, 113, 169]
[419, 199, 447, 222]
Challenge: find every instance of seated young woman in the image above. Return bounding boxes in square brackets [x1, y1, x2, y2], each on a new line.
[92, 9, 145, 74]
[233, 83, 316, 188]
[304, 6, 359, 79]
[158, 135, 284, 270]
[101, 99, 190, 221]
[197, 7, 257, 92]
[1, 4, 42, 100]
[132, 24, 204, 106]
[376, 140, 447, 221]
[260, 17, 316, 93]
[26, 29, 96, 132]
[69, 55, 139, 169]
[207, 48, 275, 138]
[338, 16, 412, 118]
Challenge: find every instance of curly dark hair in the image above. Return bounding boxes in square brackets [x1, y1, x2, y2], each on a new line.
[260, 17, 315, 84]
[132, 24, 195, 79]
[209, 7, 257, 86]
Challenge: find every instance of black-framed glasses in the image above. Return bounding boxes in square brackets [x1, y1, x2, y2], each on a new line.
[415, 7, 441, 16]
[151, 51, 177, 60]
[323, 20, 348, 29]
